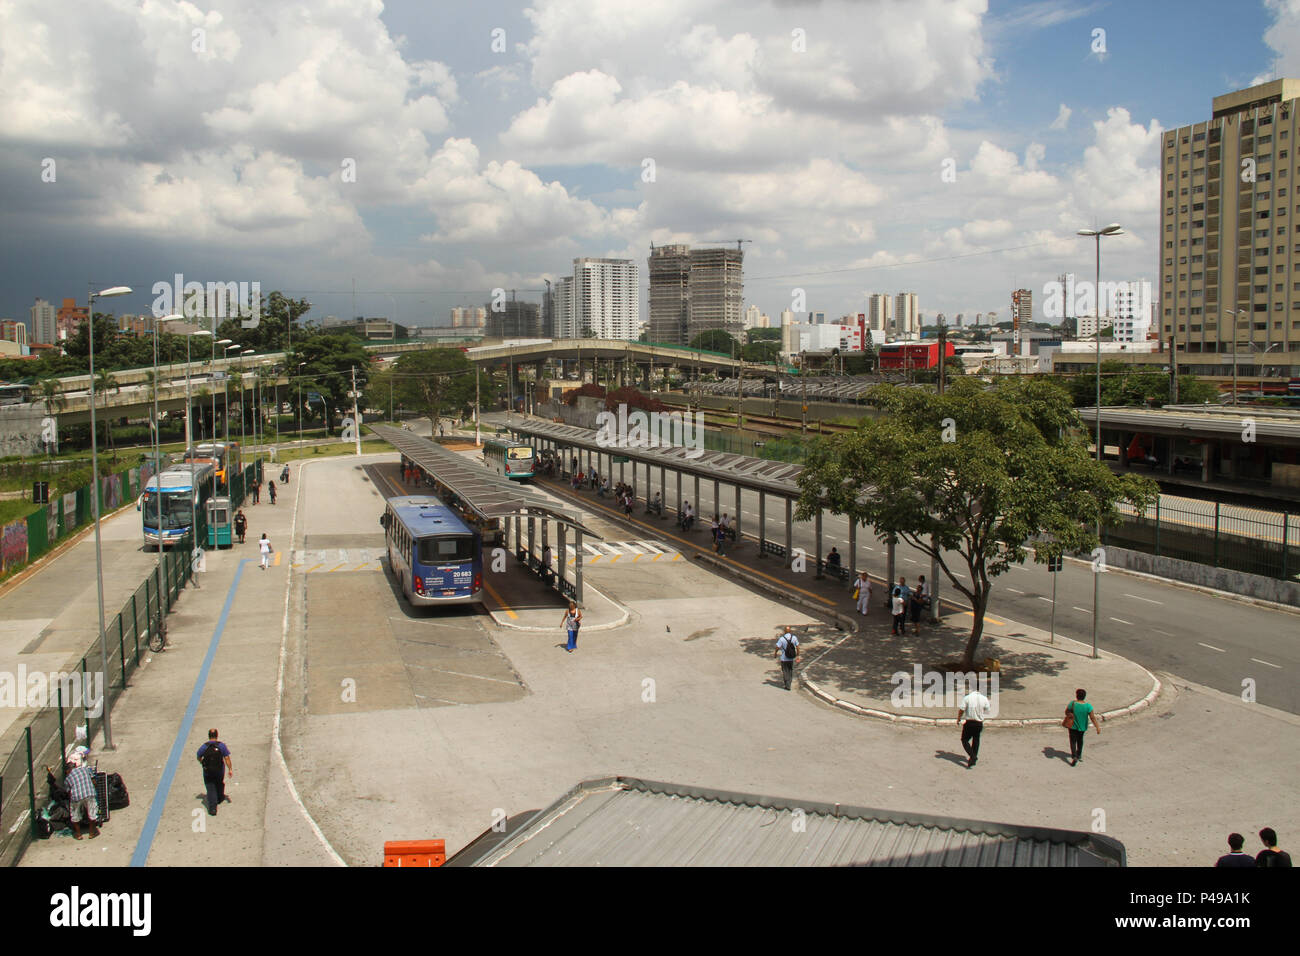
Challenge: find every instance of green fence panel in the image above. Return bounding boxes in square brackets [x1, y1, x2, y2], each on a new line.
[25, 509, 47, 562]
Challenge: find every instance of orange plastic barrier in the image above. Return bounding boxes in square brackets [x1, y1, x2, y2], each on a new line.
[383, 839, 446, 867]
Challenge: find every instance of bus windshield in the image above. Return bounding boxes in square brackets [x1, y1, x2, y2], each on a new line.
[417, 535, 475, 564]
[506, 447, 534, 460]
[141, 491, 194, 528]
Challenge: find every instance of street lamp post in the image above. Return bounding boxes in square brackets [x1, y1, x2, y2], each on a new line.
[223, 343, 240, 446]
[297, 362, 306, 450]
[1077, 223, 1122, 661]
[152, 314, 183, 617]
[1223, 310, 1248, 405]
[183, 328, 212, 585]
[87, 284, 132, 750]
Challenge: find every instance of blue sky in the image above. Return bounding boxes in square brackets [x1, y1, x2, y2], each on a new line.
[0, 0, 1295, 333]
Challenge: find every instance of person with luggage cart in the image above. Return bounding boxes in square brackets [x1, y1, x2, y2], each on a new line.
[64, 762, 100, 840]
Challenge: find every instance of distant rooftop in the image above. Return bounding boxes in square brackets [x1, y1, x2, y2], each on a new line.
[448, 776, 1126, 867]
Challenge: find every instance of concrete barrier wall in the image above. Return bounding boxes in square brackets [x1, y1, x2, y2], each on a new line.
[1104, 545, 1300, 608]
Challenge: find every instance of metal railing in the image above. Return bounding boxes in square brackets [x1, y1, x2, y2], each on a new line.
[1106, 493, 1297, 581]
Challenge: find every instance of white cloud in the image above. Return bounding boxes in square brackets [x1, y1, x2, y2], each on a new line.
[1254, 0, 1300, 83]
[1049, 103, 1072, 130]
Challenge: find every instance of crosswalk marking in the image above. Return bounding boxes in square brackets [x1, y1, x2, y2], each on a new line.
[291, 548, 385, 573]
[570, 540, 681, 564]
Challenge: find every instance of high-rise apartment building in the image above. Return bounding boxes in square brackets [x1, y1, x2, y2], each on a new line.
[894, 292, 919, 338]
[29, 299, 55, 344]
[744, 304, 761, 329]
[867, 293, 890, 333]
[1161, 79, 1300, 353]
[450, 307, 487, 329]
[552, 258, 640, 340]
[648, 244, 691, 343]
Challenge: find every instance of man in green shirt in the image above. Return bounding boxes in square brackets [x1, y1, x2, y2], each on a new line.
[1065, 688, 1101, 767]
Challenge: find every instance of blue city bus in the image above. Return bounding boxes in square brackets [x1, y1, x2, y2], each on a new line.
[482, 436, 536, 480]
[140, 462, 215, 548]
[380, 495, 483, 606]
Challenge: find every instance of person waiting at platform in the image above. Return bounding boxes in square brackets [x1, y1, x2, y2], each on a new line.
[826, 547, 842, 576]
[647, 492, 663, 516]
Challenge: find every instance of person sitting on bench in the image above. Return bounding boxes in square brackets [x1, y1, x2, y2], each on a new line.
[826, 547, 842, 576]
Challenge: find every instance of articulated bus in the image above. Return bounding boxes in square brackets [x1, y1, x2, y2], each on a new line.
[184, 442, 241, 487]
[380, 495, 483, 606]
[482, 436, 536, 480]
[140, 462, 215, 548]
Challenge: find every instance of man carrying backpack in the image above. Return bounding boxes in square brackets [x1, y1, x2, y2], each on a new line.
[197, 729, 232, 816]
[775, 627, 800, 691]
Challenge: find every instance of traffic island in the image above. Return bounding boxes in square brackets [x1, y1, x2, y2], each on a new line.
[798, 611, 1162, 726]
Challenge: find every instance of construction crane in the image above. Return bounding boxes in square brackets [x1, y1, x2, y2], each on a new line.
[701, 239, 752, 252]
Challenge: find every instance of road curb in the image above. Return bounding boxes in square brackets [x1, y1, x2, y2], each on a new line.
[486, 580, 632, 632]
[688, 549, 862, 634]
[800, 644, 1167, 729]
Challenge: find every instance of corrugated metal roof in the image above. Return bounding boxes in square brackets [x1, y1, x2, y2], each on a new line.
[451, 777, 1125, 867]
[504, 419, 807, 495]
[1079, 406, 1300, 444]
[369, 424, 601, 536]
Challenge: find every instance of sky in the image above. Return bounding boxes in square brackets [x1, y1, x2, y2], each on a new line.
[2, 0, 1298, 332]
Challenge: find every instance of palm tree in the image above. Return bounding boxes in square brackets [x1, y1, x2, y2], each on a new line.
[37, 378, 65, 466]
[93, 369, 119, 457]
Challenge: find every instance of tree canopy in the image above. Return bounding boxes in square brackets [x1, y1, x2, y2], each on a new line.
[388, 348, 488, 433]
[292, 333, 372, 435]
[795, 376, 1158, 668]
[689, 329, 739, 355]
[1065, 361, 1219, 407]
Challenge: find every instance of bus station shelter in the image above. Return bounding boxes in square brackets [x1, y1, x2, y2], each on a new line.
[498, 418, 940, 618]
[370, 425, 601, 604]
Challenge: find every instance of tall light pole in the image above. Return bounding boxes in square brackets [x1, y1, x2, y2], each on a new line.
[239, 349, 254, 459]
[1077, 222, 1122, 660]
[211, 337, 231, 446]
[87, 284, 132, 749]
[297, 361, 307, 450]
[183, 328, 212, 586]
[223, 342, 240, 448]
[152, 314, 183, 616]
[1223, 310, 1247, 405]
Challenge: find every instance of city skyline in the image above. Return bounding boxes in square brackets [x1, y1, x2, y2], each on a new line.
[1, 1, 1297, 337]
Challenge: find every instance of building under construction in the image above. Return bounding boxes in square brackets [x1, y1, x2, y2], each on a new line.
[648, 243, 744, 345]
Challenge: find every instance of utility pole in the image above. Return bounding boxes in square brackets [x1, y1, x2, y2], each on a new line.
[350, 365, 362, 455]
[800, 350, 808, 436]
[474, 364, 481, 447]
[937, 322, 948, 396]
[736, 337, 745, 432]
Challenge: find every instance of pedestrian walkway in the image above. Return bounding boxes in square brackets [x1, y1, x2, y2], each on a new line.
[16, 469, 336, 866]
[533, 474, 1161, 724]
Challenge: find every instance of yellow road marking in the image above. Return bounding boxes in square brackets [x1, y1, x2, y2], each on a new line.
[274, 551, 282, 566]
[306, 563, 322, 573]
[961, 610, 1006, 626]
[328, 562, 346, 572]
[352, 562, 370, 571]
[481, 579, 518, 620]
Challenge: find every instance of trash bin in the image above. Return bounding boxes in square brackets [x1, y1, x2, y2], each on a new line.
[206, 496, 232, 549]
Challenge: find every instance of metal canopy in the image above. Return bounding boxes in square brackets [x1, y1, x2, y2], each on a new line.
[369, 424, 601, 536]
[502, 419, 806, 496]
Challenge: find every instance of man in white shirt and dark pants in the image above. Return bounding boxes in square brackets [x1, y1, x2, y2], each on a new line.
[957, 685, 992, 768]
[775, 628, 800, 691]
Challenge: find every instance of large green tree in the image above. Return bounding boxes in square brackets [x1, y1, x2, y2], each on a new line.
[795, 376, 1158, 669]
[292, 332, 371, 436]
[390, 348, 490, 434]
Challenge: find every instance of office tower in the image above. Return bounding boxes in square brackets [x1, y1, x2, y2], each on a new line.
[648, 244, 691, 343]
[1161, 78, 1300, 353]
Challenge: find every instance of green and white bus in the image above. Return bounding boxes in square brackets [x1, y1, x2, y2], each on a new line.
[482, 437, 536, 480]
